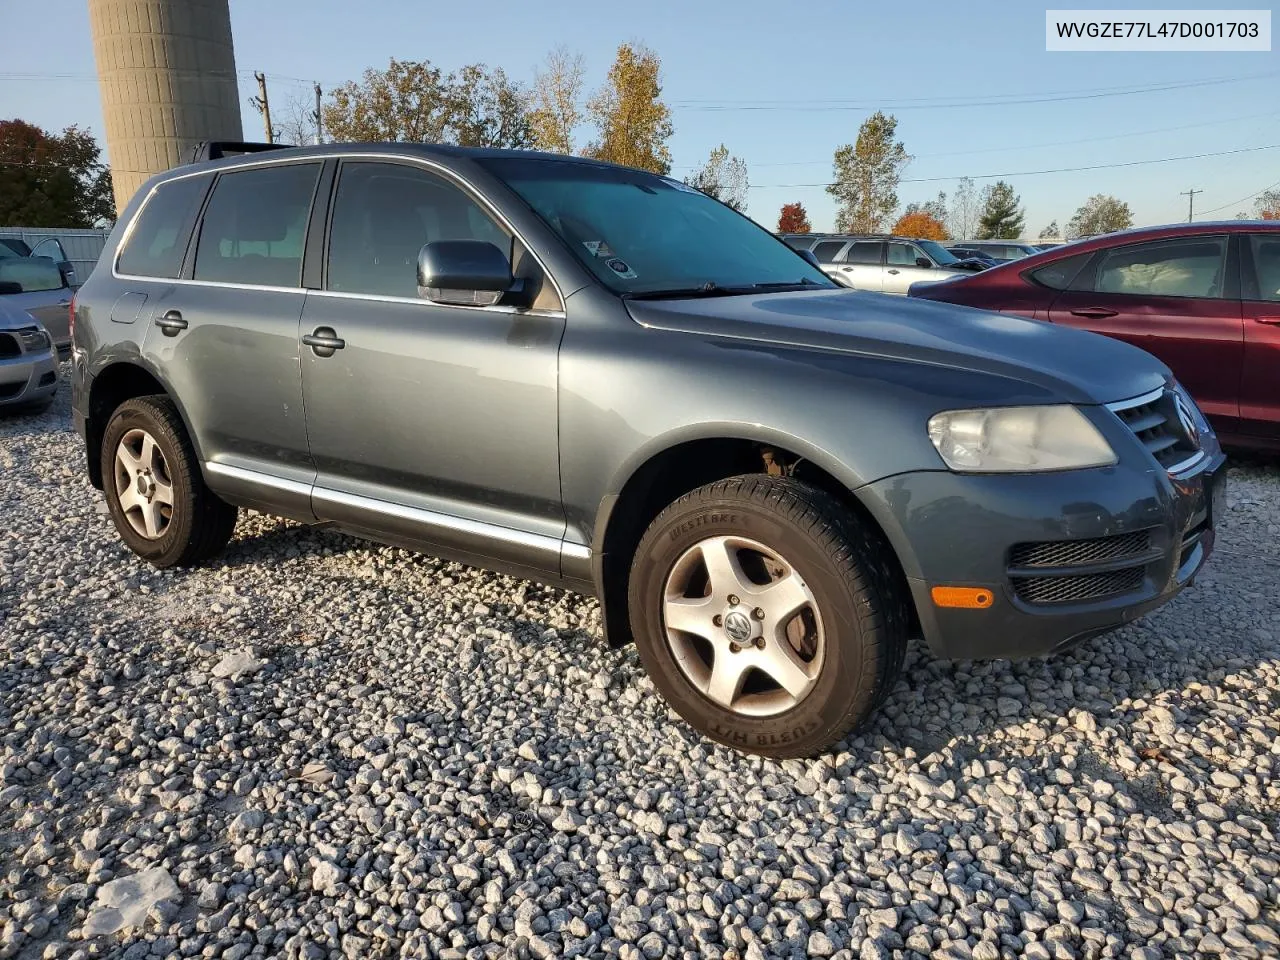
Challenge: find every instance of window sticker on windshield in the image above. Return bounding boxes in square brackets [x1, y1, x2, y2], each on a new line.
[662, 178, 702, 195]
[606, 258, 637, 279]
[582, 240, 615, 258]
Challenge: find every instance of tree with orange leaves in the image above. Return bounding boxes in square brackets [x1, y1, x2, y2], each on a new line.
[891, 210, 948, 240]
[777, 202, 811, 233]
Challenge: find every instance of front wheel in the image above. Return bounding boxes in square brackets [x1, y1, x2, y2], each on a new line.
[628, 475, 908, 758]
[100, 396, 238, 567]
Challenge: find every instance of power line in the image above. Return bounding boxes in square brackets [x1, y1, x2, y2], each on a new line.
[747, 142, 1280, 189]
[1194, 178, 1280, 217]
[671, 110, 1280, 171]
[671, 71, 1278, 111]
[1180, 188, 1203, 223]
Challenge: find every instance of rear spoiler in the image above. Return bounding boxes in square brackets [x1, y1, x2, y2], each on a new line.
[183, 141, 292, 164]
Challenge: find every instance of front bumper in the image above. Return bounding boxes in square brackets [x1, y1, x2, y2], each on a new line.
[859, 437, 1225, 661]
[0, 349, 58, 408]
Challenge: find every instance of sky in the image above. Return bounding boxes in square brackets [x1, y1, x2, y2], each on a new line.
[2, 0, 1277, 235]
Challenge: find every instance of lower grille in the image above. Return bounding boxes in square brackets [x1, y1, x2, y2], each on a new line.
[0, 380, 22, 400]
[38, 371, 56, 387]
[1012, 567, 1146, 605]
[1010, 531, 1150, 568]
[0, 333, 18, 360]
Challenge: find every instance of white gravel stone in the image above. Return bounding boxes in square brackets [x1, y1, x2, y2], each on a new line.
[2, 376, 1279, 959]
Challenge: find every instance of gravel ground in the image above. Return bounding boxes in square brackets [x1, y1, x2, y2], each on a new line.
[2, 373, 1278, 960]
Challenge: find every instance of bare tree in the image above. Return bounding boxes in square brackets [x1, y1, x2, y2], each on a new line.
[948, 177, 978, 241]
[528, 46, 585, 155]
[275, 92, 318, 146]
[686, 144, 749, 212]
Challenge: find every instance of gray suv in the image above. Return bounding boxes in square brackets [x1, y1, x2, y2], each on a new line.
[72, 142, 1225, 757]
[784, 234, 969, 293]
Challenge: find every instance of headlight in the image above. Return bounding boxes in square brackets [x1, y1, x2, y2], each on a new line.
[17, 327, 50, 352]
[927, 405, 1117, 472]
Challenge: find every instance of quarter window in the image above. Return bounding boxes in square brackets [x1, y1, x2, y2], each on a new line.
[1095, 236, 1227, 299]
[1246, 235, 1280, 301]
[116, 174, 210, 278]
[326, 161, 512, 300]
[1025, 251, 1092, 290]
[193, 164, 319, 287]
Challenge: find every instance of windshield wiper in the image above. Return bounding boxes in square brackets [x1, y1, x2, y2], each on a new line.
[622, 279, 822, 300]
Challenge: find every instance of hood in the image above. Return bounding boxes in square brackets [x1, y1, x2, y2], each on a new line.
[625, 288, 1166, 405]
[0, 299, 40, 332]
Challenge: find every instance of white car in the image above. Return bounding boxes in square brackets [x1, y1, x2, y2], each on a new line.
[785, 235, 971, 294]
[0, 299, 58, 412]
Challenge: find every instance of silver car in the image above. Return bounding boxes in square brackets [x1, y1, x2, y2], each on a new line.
[0, 243, 77, 355]
[794, 235, 969, 294]
[0, 300, 58, 411]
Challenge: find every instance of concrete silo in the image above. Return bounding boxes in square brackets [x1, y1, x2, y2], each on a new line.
[88, 0, 244, 214]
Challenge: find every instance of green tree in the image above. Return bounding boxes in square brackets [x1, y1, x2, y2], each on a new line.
[1067, 194, 1133, 238]
[685, 144, 749, 212]
[529, 46, 585, 154]
[323, 59, 532, 148]
[583, 43, 674, 173]
[976, 181, 1025, 239]
[902, 190, 948, 226]
[448, 65, 533, 148]
[827, 111, 910, 233]
[1038, 220, 1060, 240]
[0, 120, 114, 227]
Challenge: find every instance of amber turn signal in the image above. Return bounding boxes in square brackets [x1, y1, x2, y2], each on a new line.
[931, 586, 994, 609]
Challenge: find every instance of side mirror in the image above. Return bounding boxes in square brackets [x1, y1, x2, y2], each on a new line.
[798, 249, 821, 269]
[417, 240, 523, 308]
[915, 256, 932, 269]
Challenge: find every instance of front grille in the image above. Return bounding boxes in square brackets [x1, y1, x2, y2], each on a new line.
[1012, 567, 1146, 605]
[1010, 531, 1150, 568]
[0, 333, 18, 359]
[1108, 388, 1200, 471]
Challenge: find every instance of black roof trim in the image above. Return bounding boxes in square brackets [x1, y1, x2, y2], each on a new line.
[184, 141, 291, 164]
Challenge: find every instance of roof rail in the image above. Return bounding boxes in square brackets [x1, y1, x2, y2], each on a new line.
[183, 141, 291, 164]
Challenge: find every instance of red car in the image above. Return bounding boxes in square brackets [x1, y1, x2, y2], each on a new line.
[909, 222, 1280, 452]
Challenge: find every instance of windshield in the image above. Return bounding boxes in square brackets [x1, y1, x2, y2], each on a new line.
[916, 239, 959, 265]
[480, 158, 833, 296]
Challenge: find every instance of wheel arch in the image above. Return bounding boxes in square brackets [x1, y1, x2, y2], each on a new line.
[590, 427, 917, 649]
[85, 360, 202, 489]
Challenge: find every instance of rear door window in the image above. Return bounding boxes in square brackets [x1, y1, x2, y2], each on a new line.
[1245, 235, 1280, 301]
[1094, 236, 1227, 299]
[193, 163, 320, 287]
[116, 174, 210, 278]
[842, 241, 883, 264]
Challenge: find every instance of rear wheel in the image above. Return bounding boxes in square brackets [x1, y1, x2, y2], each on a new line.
[628, 475, 908, 758]
[100, 396, 237, 567]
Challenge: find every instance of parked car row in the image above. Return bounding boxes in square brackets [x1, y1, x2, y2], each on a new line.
[910, 221, 1280, 452]
[780, 233, 982, 293]
[0, 236, 79, 354]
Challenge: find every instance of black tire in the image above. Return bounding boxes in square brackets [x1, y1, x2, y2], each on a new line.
[100, 396, 237, 567]
[628, 475, 908, 758]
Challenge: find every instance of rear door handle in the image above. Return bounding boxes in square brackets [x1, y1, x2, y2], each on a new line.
[154, 310, 187, 336]
[1070, 307, 1119, 319]
[887, 269, 900, 275]
[302, 327, 345, 357]
[1255, 315, 1280, 325]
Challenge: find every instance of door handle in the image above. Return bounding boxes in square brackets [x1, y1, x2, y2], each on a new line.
[302, 327, 345, 357]
[841, 266, 853, 272]
[887, 269, 900, 275]
[1255, 315, 1280, 325]
[154, 310, 187, 336]
[1070, 307, 1119, 319]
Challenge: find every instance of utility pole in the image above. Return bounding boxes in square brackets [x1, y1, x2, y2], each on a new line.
[249, 71, 273, 143]
[1180, 187, 1202, 223]
[312, 83, 323, 145]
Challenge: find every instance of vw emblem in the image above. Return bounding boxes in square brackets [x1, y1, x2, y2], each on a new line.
[1174, 391, 1200, 448]
[724, 611, 752, 643]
